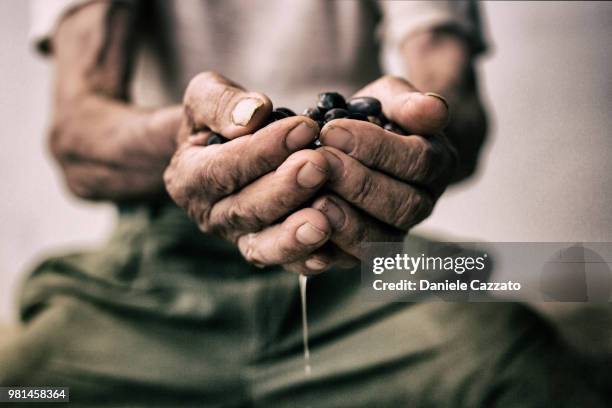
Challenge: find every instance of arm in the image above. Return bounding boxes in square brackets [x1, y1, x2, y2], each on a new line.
[49, 1, 181, 202]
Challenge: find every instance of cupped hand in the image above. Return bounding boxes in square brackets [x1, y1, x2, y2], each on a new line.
[312, 76, 457, 263]
[165, 72, 334, 272]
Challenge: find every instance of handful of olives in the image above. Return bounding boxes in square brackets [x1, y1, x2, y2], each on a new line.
[206, 92, 407, 146]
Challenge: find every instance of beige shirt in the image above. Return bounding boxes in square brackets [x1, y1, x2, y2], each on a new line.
[30, 0, 486, 111]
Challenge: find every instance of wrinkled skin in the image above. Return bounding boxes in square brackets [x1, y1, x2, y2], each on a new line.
[50, 2, 487, 274]
[165, 73, 455, 274]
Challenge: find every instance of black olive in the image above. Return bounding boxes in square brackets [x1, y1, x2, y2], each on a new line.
[269, 109, 290, 122]
[274, 107, 296, 117]
[206, 133, 228, 145]
[302, 107, 324, 122]
[346, 112, 368, 122]
[347, 96, 382, 117]
[317, 92, 347, 111]
[383, 122, 407, 135]
[324, 108, 349, 122]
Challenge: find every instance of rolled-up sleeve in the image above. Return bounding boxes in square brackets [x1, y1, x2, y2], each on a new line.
[378, 0, 488, 75]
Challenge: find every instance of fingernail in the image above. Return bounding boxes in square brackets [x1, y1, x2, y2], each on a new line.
[424, 92, 449, 110]
[232, 97, 264, 126]
[321, 126, 354, 154]
[297, 161, 326, 188]
[319, 198, 345, 230]
[286, 122, 316, 150]
[305, 257, 328, 271]
[296, 223, 327, 245]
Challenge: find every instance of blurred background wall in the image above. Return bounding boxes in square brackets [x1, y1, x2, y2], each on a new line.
[0, 1, 611, 325]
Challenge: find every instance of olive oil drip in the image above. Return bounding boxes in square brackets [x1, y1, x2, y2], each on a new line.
[299, 274, 311, 375]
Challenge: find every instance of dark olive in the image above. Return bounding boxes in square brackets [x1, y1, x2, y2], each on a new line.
[302, 107, 324, 122]
[317, 92, 347, 111]
[268, 109, 291, 124]
[324, 108, 349, 122]
[346, 112, 368, 122]
[347, 97, 382, 117]
[383, 122, 407, 135]
[206, 133, 228, 145]
[275, 107, 296, 117]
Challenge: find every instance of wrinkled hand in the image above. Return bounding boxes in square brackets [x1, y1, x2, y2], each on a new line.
[165, 72, 339, 272]
[312, 76, 456, 268]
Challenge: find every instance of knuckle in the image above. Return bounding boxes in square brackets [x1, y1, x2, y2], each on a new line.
[270, 186, 300, 212]
[198, 160, 235, 197]
[184, 72, 209, 103]
[163, 155, 193, 207]
[370, 135, 391, 167]
[415, 142, 437, 182]
[239, 233, 262, 264]
[184, 71, 230, 129]
[192, 203, 212, 234]
[164, 155, 216, 233]
[394, 192, 433, 230]
[186, 71, 219, 96]
[349, 171, 375, 205]
[214, 199, 266, 235]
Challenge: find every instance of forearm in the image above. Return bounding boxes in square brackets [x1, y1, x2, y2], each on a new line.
[49, 1, 180, 201]
[403, 28, 488, 182]
[51, 95, 180, 201]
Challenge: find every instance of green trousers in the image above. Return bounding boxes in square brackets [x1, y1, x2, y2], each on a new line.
[0, 204, 608, 407]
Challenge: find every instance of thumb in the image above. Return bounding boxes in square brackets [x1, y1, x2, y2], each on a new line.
[183, 71, 272, 139]
[354, 75, 449, 135]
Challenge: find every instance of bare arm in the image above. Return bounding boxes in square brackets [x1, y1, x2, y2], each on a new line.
[49, 1, 181, 201]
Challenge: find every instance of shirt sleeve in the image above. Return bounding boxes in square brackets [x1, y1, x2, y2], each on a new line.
[377, 0, 488, 75]
[29, 0, 135, 56]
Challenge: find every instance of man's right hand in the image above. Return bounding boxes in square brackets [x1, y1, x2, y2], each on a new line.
[165, 72, 336, 273]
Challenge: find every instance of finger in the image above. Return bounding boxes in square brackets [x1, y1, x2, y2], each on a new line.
[283, 243, 359, 275]
[165, 117, 319, 206]
[320, 147, 434, 231]
[236, 208, 330, 266]
[313, 195, 404, 259]
[184, 71, 272, 138]
[208, 149, 329, 239]
[319, 119, 453, 192]
[353, 75, 449, 135]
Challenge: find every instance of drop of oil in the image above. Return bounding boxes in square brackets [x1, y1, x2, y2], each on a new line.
[299, 273, 311, 376]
